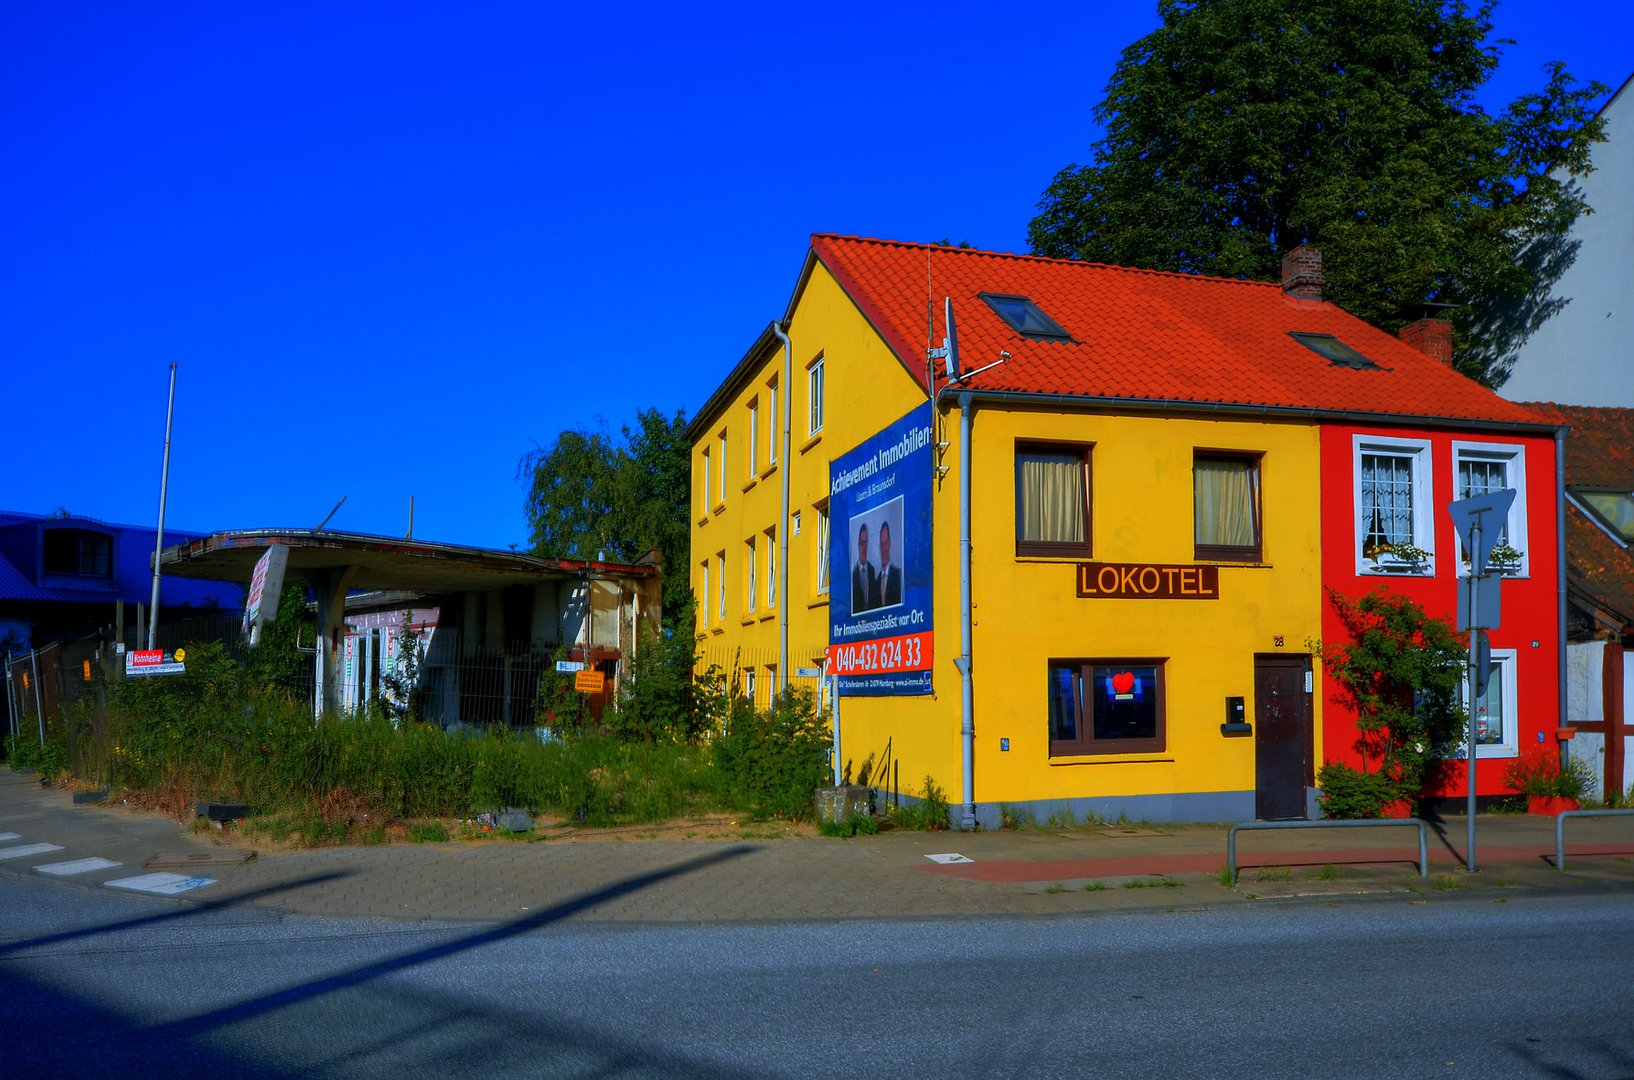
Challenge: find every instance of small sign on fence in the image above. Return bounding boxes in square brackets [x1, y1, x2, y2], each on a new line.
[126, 648, 186, 677]
[574, 669, 605, 694]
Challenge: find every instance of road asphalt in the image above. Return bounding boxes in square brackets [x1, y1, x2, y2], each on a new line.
[3, 767, 1632, 924]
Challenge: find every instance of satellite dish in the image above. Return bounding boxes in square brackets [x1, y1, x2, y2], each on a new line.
[943, 296, 961, 382]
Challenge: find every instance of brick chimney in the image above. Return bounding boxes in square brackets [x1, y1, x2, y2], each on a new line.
[1281, 244, 1324, 300]
[1398, 318, 1454, 367]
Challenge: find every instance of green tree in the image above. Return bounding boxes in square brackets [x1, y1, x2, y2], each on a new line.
[1028, 0, 1606, 386]
[519, 407, 691, 628]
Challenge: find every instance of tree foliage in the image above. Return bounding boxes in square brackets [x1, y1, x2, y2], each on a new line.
[519, 407, 691, 626]
[1028, 0, 1606, 385]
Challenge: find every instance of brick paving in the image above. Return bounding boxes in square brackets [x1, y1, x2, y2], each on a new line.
[4, 768, 1633, 923]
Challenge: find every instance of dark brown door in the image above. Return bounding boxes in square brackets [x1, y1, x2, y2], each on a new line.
[1254, 654, 1312, 820]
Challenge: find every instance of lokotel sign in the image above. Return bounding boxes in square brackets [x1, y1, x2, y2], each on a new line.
[1076, 562, 1220, 600]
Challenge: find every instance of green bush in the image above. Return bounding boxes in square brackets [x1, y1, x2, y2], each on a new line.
[819, 814, 880, 838]
[711, 688, 832, 820]
[1316, 761, 1402, 819]
[4, 731, 68, 777]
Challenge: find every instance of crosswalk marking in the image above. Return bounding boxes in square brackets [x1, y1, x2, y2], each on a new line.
[0, 843, 65, 860]
[106, 872, 216, 895]
[36, 857, 122, 876]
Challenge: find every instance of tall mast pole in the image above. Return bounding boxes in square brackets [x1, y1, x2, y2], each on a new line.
[147, 363, 177, 650]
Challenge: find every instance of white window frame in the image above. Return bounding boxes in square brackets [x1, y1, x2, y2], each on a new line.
[699, 560, 709, 627]
[744, 667, 756, 703]
[767, 380, 779, 465]
[700, 449, 711, 518]
[1451, 440, 1528, 577]
[1353, 434, 1434, 577]
[808, 355, 825, 435]
[716, 431, 727, 506]
[765, 665, 777, 707]
[1459, 648, 1518, 759]
[747, 397, 759, 477]
[765, 527, 777, 608]
[815, 503, 831, 596]
[715, 552, 726, 622]
[745, 536, 757, 611]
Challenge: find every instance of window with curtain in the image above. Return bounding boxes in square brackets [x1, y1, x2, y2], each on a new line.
[1015, 443, 1091, 556]
[1194, 454, 1262, 561]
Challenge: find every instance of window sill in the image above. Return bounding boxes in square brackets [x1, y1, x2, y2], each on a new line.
[758, 611, 777, 622]
[710, 626, 725, 636]
[1193, 558, 1270, 569]
[1015, 554, 1093, 564]
[741, 477, 757, 494]
[740, 616, 758, 627]
[799, 432, 823, 455]
[1048, 754, 1173, 766]
[711, 502, 726, 516]
[1360, 563, 1434, 578]
[759, 463, 778, 481]
[808, 595, 830, 609]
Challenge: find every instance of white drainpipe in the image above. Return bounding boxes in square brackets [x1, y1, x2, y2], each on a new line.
[771, 321, 793, 696]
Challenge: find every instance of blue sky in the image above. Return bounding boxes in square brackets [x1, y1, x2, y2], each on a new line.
[4, 2, 1628, 554]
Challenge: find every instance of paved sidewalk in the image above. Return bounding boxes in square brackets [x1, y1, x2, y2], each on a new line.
[3, 769, 1633, 924]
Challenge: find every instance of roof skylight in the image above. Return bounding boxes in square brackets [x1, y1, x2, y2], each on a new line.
[1574, 489, 1634, 543]
[1289, 332, 1378, 370]
[980, 293, 1071, 340]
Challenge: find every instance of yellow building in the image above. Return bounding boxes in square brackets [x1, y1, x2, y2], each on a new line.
[690, 235, 1466, 825]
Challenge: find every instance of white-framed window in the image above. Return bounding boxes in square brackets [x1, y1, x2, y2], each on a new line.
[747, 397, 759, 477]
[698, 560, 709, 628]
[1460, 648, 1518, 758]
[715, 551, 726, 622]
[765, 665, 777, 707]
[1354, 434, 1434, 576]
[767, 378, 779, 466]
[815, 502, 831, 596]
[745, 536, 757, 611]
[744, 667, 756, 703]
[765, 526, 777, 608]
[1452, 441, 1528, 576]
[700, 448, 711, 517]
[716, 431, 727, 505]
[808, 355, 825, 435]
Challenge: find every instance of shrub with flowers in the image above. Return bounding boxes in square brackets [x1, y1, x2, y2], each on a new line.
[1313, 588, 1467, 817]
[1502, 746, 1590, 800]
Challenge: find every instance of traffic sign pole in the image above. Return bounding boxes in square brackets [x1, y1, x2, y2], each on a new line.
[1466, 518, 1480, 873]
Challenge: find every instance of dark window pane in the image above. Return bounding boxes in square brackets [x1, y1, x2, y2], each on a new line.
[1048, 664, 1078, 742]
[1090, 665, 1159, 741]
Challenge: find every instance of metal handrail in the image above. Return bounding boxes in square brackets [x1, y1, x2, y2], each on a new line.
[1227, 818, 1429, 884]
[1554, 808, 1634, 871]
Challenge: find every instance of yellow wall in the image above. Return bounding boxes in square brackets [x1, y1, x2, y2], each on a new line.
[691, 261, 1325, 821]
[690, 262, 925, 705]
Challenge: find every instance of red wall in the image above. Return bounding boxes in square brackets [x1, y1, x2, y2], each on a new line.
[1319, 425, 1561, 798]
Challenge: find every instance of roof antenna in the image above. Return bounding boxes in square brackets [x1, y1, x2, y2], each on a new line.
[927, 296, 961, 382]
[316, 495, 347, 532]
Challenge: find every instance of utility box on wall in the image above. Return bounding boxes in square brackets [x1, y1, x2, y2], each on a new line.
[1222, 695, 1251, 735]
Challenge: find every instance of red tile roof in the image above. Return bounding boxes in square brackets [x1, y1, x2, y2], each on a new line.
[809, 234, 1554, 428]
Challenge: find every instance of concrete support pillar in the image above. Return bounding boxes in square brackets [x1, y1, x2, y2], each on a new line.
[311, 565, 361, 718]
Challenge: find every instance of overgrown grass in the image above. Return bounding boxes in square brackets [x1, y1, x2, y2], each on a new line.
[890, 776, 951, 831]
[30, 641, 835, 845]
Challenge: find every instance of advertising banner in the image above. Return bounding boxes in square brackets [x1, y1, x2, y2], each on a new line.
[827, 402, 934, 696]
[126, 648, 186, 677]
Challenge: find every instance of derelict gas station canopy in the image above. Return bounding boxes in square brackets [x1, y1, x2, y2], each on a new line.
[159, 528, 658, 594]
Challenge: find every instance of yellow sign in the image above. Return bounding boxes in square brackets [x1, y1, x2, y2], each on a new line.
[574, 670, 606, 694]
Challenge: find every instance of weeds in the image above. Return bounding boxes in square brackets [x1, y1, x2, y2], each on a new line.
[890, 776, 951, 831]
[1123, 876, 1180, 889]
[1082, 882, 1108, 892]
[819, 815, 880, 838]
[1254, 865, 1294, 882]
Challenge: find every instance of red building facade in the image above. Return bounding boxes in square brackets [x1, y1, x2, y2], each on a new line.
[1319, 421, 1563, 799]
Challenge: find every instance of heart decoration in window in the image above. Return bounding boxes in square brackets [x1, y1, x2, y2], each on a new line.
[1111, 670, 1136, 697]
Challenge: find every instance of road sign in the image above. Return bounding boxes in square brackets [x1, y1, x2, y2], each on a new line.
[1447, 490, 1516, 576]
[1456, 575, 1502, 631]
